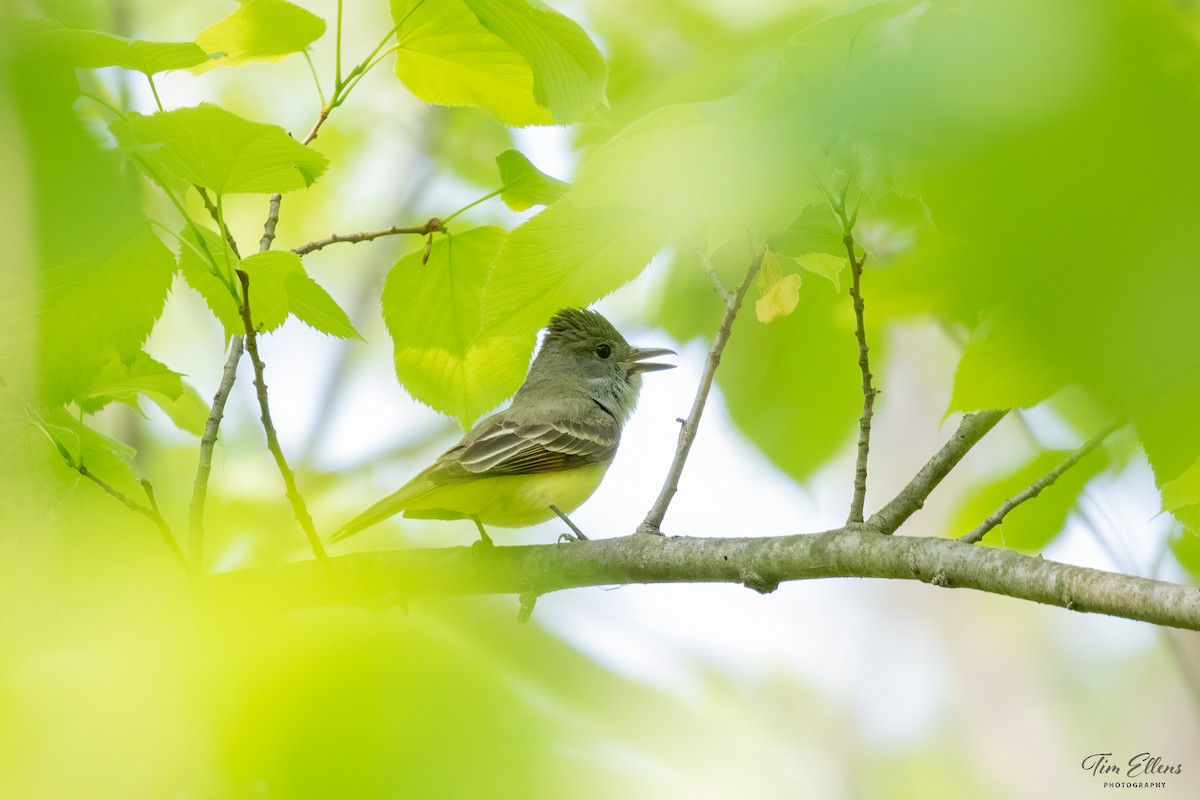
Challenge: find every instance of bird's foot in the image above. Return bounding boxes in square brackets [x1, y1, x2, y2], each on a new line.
[550, 505, 589, 542]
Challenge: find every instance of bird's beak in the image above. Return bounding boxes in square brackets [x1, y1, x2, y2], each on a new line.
[627, 346, 676, 373]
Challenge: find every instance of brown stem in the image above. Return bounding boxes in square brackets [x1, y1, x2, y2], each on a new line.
[292, 218, 442, 256]
[846, 236, 876, 524]
[188, 336, 244, 570]
[235, 270, 329, 564]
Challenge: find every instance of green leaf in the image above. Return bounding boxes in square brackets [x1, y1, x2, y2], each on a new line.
[949, 310, 1066, 414]
[283, 271, 362, 340]
[1160, 455, 1200, 512]
[177, 225, 243, 338]
[148, 380, 209, 436]
[1169, 527, 1200, 584]
[241, 251, 361, 339]
[767, 205, 846, 260]
[195, 0, 326, 71]
[479, 199, 666, 338]
[495, 149, 568, 211]
[460, 0, 607, 123]
[111, 104, 328, 195]
[794, 253, 848, 292]
[83, 351, 184, 413]
[572, 100, 811, 246]
[38, 225, 175, 408]
[382, 227, 527, 426]
[948, 448, 1106, 552]
[51, 28, 209, 74]
[390, 0, 553, 126]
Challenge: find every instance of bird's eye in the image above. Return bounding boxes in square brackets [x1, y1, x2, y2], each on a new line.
[595, 343, 612, 359]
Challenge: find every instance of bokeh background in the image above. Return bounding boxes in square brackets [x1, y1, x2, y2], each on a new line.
[3, 0, 1200, 797]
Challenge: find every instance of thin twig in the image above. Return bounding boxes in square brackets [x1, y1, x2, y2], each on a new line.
[845, 237, 876, 524]
[189, 336, 245, 568]
[235, 270, 330, 564]
[79, 466, 188, 571]
[292, 218, 442, 256]
[260, 194, 283, 252]
[868, 410, 1009, 534]
[961, 424, 1117, 545]
[638, 249, 765, 534]
[697, 248, 732, 302]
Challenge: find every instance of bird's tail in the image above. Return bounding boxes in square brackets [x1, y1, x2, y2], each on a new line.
[327, 481, 430, 544]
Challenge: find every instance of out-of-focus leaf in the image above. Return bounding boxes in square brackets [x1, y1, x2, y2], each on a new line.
[948, 448, 1107, 552]
[1169, 527, 1200, 584]
[1160, 456, 1200, 513]
[51, 28, 209, 74]
[755, 273, 802, 324]
[460, 0, 607, 123]
[147, 380, 209, 436]
[572, 99, 814, 248]
[949, 310, 1066, 414]
[111, 104, 328, 194]
[768, 205, 845, 260]
[194, 0, 326, 71]
[495, 149, 568, 211]
[36, 408, 143, 498]
[38, 225, 175, 408]
[382, 227, 526, 426]
[389, 0, 553, 126]
[794, 253, 847, 292]
[479, 199, 665, 339]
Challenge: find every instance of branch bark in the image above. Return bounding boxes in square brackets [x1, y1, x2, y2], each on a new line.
[638, 250, 764, 534]
[235, 270, 329, 564]
[210, 528, 1200, 631]
[869, 410, 1009, 534]
[846, 239, 876, 524]
[292, 218, 442, 256]
[188, 336, 244, 569]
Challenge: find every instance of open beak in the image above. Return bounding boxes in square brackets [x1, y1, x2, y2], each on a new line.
[627, 346, 676, 373]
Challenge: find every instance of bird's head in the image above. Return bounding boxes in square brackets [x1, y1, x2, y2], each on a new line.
[524, 308, 675, 420]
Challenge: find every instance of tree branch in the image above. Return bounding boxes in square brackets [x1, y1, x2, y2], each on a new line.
[638, 250, 764, 534]
[961, 424, 1117, 545]
[869, 410, 1009, 534]
[846, 238, 877, 524]
[210, 528, 1200, 631]
[79, 466, 188, 572]
[259, 193, 282, 252]
[188, 336, 244, 569]
[235, 270, 329, 564]
[292, 218, 442, 256]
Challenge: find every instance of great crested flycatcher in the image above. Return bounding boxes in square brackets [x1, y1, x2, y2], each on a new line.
[329, 308, 675, 545]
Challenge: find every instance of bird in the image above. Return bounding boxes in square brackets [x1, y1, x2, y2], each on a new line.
[329, 307, 675, 545]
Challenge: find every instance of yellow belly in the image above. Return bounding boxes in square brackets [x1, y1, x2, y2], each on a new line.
[401, 462, 611, 527]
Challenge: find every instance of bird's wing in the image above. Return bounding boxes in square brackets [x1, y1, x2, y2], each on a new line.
[456, 408, 620, 476]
